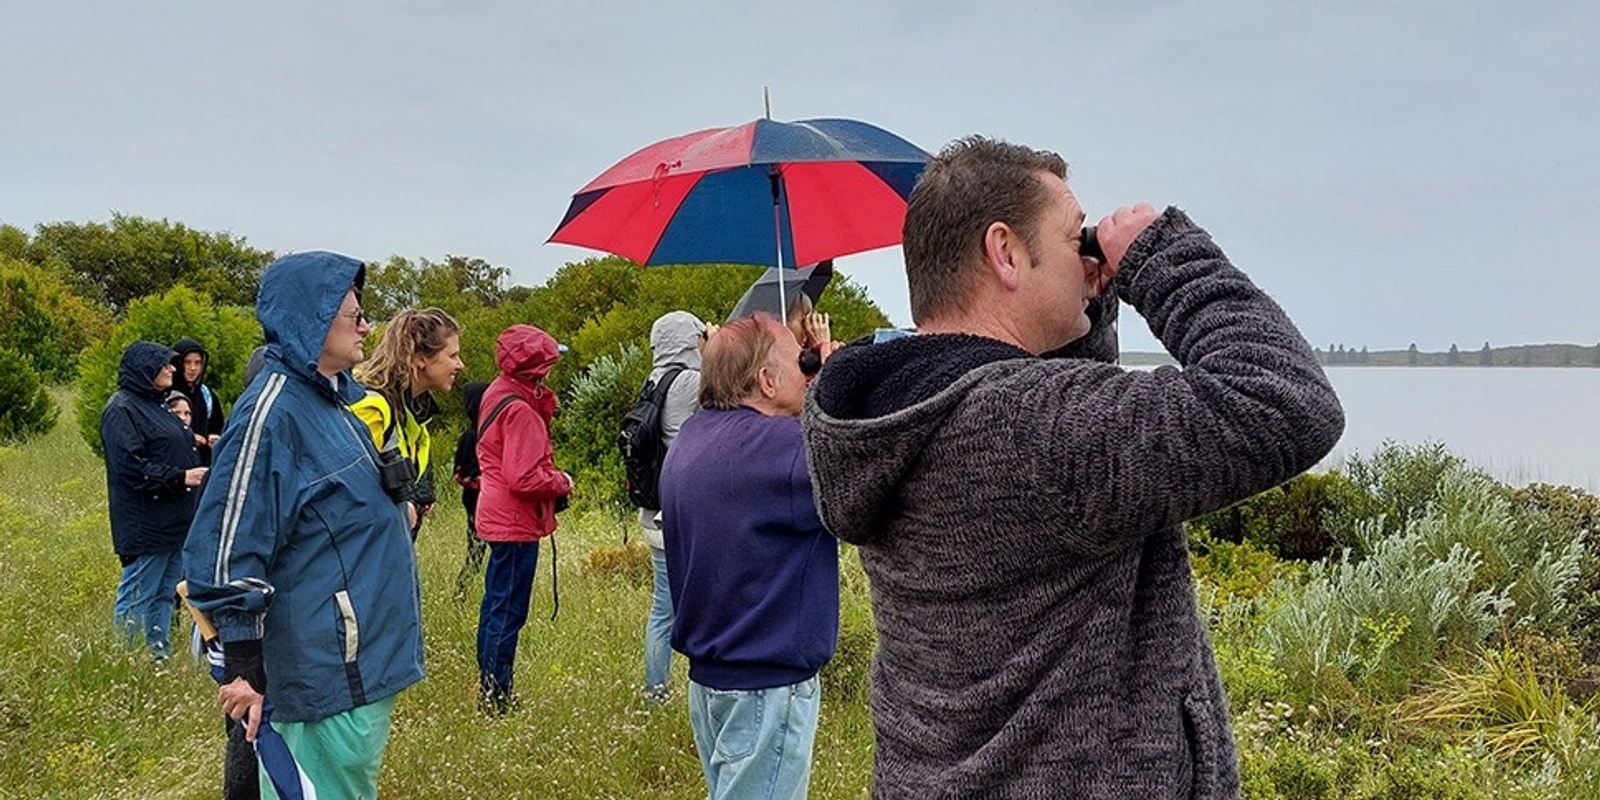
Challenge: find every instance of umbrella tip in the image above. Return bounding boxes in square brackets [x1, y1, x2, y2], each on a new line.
[763, 86, 771, 120]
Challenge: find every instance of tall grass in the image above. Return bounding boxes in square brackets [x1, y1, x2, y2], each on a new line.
[0, 391, 874, 798]
[9, 390, 1600, 798]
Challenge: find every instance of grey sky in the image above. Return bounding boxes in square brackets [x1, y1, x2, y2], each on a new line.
[3, 1, 1595, 352]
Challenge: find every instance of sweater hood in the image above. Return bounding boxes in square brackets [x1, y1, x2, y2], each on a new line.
[495, 324, 562, 383]
[802, 334, 1034, 544]
[255, 251, 367, 404]
[649, 311, 705, 370]
[117, 341, 178, 399]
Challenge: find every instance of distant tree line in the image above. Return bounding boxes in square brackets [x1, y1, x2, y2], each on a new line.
[0, 214, 890, 505]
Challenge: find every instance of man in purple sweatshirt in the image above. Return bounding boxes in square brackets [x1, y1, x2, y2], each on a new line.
[660, 313, 840, 800]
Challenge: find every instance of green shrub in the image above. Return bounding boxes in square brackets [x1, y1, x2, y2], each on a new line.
[556, 344, 649, 511]
[0, 256, 112, 383]
[1507, 485, 1600, 663]
[1194, 471, 1372, 561]
[1333, 442, 1475, 549]
[72, 286, 260, 456]
[0, 348, 58, 444]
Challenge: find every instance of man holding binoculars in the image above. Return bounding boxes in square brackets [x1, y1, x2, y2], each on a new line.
[803, 136, 1345, 798]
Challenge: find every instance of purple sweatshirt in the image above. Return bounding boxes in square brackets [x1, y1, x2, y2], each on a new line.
[660, 406, 839, 691]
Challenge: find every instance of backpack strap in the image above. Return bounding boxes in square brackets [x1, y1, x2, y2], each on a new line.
[478, 395, 526, 439]
[199, 384, 214, 418]
[651, 365, 687, 408]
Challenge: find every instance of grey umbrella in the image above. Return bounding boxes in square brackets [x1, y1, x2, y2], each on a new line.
[726, 260, 834, 323]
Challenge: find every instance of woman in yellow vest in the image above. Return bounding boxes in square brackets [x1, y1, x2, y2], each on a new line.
[351, 307, 464, 535]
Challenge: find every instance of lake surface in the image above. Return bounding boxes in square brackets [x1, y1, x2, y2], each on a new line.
[1318, 367, 1600, 492]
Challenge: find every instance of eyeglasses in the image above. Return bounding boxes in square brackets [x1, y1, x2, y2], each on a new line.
[338, 309, 370, 326]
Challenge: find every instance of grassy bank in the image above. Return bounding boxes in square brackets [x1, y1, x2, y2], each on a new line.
[4, 390, 1600, 798]
[0, 391, 872, 799]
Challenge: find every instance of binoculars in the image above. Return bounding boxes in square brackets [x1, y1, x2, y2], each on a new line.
[1079, 226, 1103, 262]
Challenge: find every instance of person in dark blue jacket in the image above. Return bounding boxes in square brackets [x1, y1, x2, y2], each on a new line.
[183, 251, 423, 799]
[660, 314, 840, 800]
[101, 340, 207, 659]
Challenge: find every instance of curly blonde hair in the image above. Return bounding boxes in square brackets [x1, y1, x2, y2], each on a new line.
[355, 307, 462, 409]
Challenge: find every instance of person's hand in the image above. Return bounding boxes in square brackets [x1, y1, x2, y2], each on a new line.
[816, 339, 843, 365]
[217, 677, 265, 742]
[803, 312, 831, 349]
[194, 433, 207, 448]
[184, 467, 208, 487]
[697, 323, 720, 350]
[1091, 203, 1160, 289]
[207, 434, 220, 447]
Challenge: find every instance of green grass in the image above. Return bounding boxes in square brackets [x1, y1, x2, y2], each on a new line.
[0, 391, 872, 798]
[5, 389, 1597, 798]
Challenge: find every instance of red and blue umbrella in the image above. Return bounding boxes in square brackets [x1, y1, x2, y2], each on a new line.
[548, 117, 930, 270]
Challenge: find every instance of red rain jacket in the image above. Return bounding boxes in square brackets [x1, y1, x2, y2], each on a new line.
[475, 325, 571, 542]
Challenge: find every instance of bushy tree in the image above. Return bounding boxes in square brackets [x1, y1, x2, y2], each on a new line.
[74, 286, 261, 456]
[0, 255, 113, 382]
[363, 254, 511, 322]
[20, 213, 273, 312]
[555, 344, 650, 509]
[0, 347, 58, 444]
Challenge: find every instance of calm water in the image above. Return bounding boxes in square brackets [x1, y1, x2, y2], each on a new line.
[1319, 367, 1600, 493]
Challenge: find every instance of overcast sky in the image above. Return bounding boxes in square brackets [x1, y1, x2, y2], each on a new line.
[3, 0, 1595, 352]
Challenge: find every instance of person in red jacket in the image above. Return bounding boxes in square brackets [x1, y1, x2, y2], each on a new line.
[474, 324, 573, 714]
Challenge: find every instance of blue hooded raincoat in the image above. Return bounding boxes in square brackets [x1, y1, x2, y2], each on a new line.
[182, 251, 424, 723]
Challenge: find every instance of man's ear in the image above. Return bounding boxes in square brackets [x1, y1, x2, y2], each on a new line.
[983, 221, 1026, 292]
[756, 365, 779, 399]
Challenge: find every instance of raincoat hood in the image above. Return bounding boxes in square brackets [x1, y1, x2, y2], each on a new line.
[649, 311, 705, 370]
[255, 251, 367, 404]
[461, 381, 489, 425]
[170, 337, 209, 384]
[495, 324, 562, 384]
[117, 341, 178, 400]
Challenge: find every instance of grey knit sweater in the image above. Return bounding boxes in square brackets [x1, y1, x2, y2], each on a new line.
[802, 208, 1344, 799]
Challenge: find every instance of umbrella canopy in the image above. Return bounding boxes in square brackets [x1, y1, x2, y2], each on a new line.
[548, 117, 929, 269]
[727, 260, 834, 322]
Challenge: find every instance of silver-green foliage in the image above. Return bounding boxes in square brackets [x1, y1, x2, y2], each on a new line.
[1264, 468, 1585, 704]
[556, 343, 650, 509]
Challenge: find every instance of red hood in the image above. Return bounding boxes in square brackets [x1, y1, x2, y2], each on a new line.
[496, 324, 562, 382]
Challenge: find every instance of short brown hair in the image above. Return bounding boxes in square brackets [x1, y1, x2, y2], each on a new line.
[699, 314, 784, 410]
[902, 136, 1068, 322]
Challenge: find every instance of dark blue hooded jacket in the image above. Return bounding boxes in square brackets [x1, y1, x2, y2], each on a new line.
[182, 251, 423, 723]
[101, 341, 199, 560]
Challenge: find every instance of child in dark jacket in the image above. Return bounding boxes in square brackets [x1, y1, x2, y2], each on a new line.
[453, 382, 490, 599]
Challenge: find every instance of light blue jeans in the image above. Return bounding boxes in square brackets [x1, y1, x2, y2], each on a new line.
[112, 551, 183, 658]
[643, 545, 675, 693]
[688, 676, 821, 800]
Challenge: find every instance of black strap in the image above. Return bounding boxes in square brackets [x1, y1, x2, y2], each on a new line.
[477, 395, 525, 438]
[650, 365, 687, 408]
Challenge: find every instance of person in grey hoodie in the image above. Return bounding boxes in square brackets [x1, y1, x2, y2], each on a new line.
[638, 310, 706, 701]
[802, 136, 1345, 799]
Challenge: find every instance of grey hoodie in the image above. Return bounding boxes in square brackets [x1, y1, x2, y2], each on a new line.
[638, 310, 705, 548]
[803, 209, 1344, 799]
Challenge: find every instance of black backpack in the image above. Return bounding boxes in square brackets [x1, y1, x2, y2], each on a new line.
[618, 366, 686, 509]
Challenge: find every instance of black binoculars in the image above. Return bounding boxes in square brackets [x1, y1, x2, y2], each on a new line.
[376, 447, 419, 504]
[1079, 226, 1104, 262]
